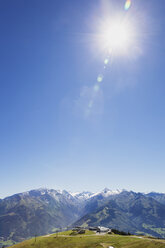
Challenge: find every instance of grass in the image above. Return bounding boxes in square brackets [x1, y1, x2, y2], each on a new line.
[57, 230, 95, 236]
[0, 240, 16, 247]
[10, 231, 165, 248]
[142, 224, 165, 238]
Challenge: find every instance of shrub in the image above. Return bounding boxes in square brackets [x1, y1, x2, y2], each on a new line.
[111, 229, 131, 236]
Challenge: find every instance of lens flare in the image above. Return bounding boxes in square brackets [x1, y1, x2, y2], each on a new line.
[94, 84, 100, 92]
[97, 74, 103, 82]
[125, 0, 131, 10]
[104, 58, 109, 65]
[88, 100, 93, 108]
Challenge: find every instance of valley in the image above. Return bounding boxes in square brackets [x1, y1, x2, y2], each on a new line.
[1, 188, 165, 244]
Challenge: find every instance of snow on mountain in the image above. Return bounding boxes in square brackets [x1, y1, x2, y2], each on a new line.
[70, 188, 122, 201]
[11, 188, 122, 203]
[91, 188, 122, 198]
[70, 191, 95, 200]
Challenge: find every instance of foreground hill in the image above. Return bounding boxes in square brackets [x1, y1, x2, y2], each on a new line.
[10, 231, 165, 248]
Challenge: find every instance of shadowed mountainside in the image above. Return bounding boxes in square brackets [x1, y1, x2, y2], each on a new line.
[74, 191, 165, 238]
[1, 189, 165, 242]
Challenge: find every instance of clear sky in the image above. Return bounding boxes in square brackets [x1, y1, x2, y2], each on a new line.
[1, 0, 165, 198]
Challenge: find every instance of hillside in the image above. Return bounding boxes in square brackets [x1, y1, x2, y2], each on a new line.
[0, 189, 82, 242]
[0, 188, 121, 242]
[74, 191, 165, 238]
[1, 188, 165, 243]
[10, 231, 165, 248]
[146, 192, 165, 205]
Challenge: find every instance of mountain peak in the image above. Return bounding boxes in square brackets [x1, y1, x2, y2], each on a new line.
[102, 187, 110, 193]
[70, 191, 94, 200]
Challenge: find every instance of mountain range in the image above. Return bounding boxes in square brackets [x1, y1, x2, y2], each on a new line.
[1, 188, 165, 242]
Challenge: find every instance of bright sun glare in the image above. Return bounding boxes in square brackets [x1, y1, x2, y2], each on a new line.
[99, 19, 134, 54]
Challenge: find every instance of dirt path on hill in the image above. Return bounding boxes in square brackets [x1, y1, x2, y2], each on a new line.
[101, 244, 114, 248]
[131, 235, 165, 243]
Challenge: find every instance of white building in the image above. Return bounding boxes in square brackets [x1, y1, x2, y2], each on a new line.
[98, 226, 110, 232]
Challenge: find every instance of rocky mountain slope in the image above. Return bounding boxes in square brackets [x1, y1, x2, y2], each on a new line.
[74, 191, 165, 238]
[146, 192, 165, 205]
[0, 189, 82, 241]
[1, 188, 165, 242]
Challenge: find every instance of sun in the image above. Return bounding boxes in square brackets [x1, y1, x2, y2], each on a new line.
[104, 22, 131, 49]
[98, 18, 134, 54]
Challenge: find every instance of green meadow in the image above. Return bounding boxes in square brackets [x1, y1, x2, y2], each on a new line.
[11, 230, 165, 248]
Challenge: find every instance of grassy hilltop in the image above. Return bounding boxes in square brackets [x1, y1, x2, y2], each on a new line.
[10, 230, 165, 248]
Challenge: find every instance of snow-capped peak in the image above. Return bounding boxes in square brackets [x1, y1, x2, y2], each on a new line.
[69, 188, 122, 201]
[15, 188, 122, 203]
[91, 188, 122, 198]
[70, 191, 95, 200]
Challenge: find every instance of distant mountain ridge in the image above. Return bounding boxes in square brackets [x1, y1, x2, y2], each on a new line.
[74, 190, 165, 238]
[1, 188, 165, 242]
[146, 192, 165, 205]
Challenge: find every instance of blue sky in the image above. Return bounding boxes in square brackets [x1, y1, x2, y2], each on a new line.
[0, 0, 165, 198]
